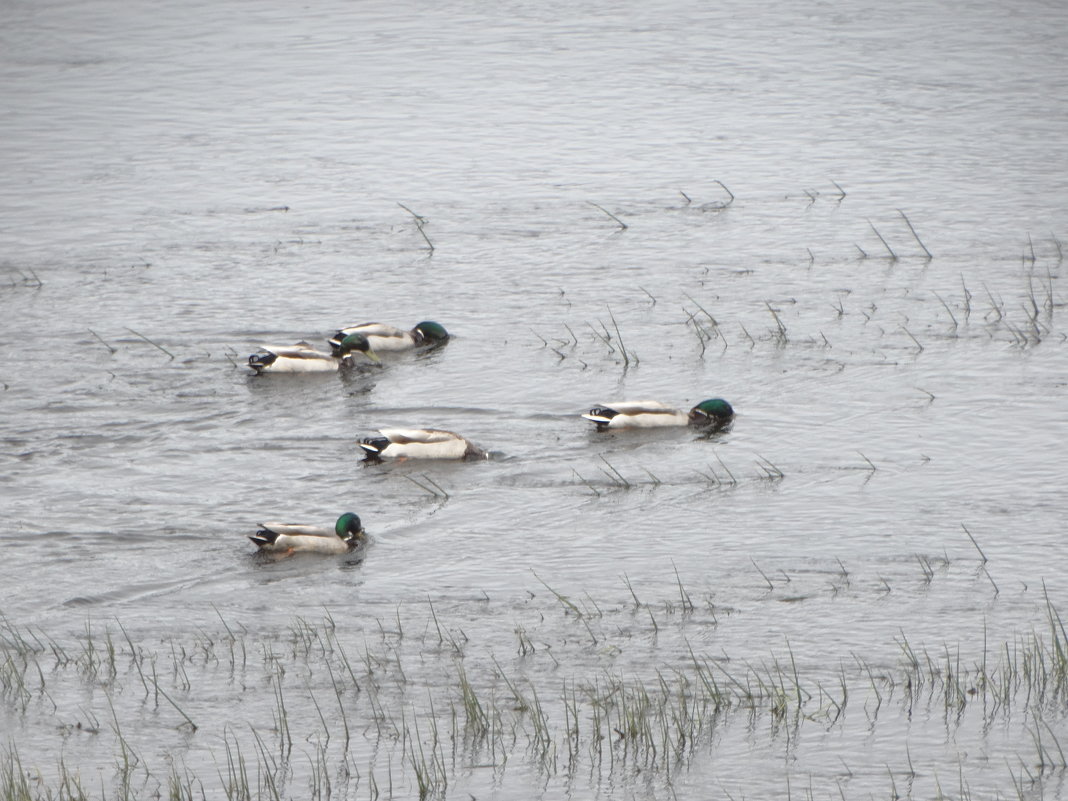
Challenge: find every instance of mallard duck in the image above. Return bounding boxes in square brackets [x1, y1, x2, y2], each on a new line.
[249, 512, 366, 555]
[328, 321, 449, 356]
[582, 399, 734, 431]
[248, 333, 380, 374]
[357, 427, 487, 461]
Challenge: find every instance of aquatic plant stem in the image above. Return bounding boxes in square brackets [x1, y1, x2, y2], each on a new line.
[125, 327, 175, 360]
[605, 305, 632, 366]
[88, 328, 116, 354]
[711, 179, 735, 207]
[961, 524, 988, 563]
[867, 219, 898, 260]
[588, 201, 628, 230]
[898, 209, 933, 259]
[751, 559, 774, 591]
[397, 202, 434, 253]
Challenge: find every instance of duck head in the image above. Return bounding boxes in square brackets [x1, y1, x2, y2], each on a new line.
[689, 398, 734, 427]
[335, 512, 366, 545]
[413, 321, 449, 346]
[335, 333, 381, 364]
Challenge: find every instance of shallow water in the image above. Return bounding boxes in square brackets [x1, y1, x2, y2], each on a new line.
[2, 0, 1068, 798]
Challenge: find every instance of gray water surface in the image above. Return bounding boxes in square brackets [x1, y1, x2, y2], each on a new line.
[2, 0, 1067, 798]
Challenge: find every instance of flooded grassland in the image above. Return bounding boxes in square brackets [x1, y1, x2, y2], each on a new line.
[2, 187, 1067, 800]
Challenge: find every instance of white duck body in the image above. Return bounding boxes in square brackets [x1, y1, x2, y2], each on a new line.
[253, 525, 350, 554]
[582, 400, 690, 429]
[249, 334, 380, 375]
[329, 321, 449, 355]
[336, 323, 418, 352]
[249, 513, 365, 554]
[358, 427, 485, 460]
[250, 343, 344, 373]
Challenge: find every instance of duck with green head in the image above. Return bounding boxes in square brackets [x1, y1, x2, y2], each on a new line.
[582, 399, 735, 431]
[328, 321, 449, 356]
[248, 333, 380, 375]
[249, 512, 366, 555]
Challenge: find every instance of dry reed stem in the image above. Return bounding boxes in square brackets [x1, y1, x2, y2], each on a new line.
[867, 219, 898, 260]
[588, 202, 628, 230]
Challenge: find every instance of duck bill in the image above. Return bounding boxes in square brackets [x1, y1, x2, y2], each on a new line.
[364, 350, 381, 364]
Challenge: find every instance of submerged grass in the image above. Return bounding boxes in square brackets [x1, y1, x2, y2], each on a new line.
[4, 580, 1068, 800]
[539, 240, 1063, 374]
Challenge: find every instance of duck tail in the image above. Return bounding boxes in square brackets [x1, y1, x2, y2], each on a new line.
[582, 408, 615, 431]
[327, 331, 346, 355]
[358, 436, 390, 459]
[248, 352, 278, 373]
[582, 407, 615, 423]
[249, 528, 279, 548]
